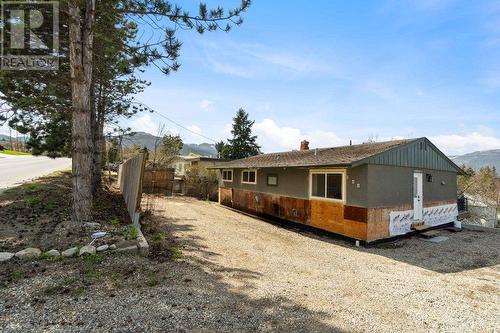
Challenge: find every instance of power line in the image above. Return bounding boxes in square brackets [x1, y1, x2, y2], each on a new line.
[133, 100, 218, 143]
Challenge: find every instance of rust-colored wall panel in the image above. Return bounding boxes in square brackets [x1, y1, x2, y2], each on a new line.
[219, 187, 233, 207]
[227, 189, 372, 240]
[226, 187, 456, 242]
[279, 196, 311, 225]
[343, 219, 368, 239]
[310, 200, 344, 234]
[343, 205, 368, 223]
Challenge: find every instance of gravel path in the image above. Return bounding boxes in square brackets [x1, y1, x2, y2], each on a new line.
[1, 196, 499, 332]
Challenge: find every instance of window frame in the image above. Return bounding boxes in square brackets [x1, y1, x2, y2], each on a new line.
[266, 174, 278, 187]
[241, 169, 257, 185]
[309, 169, 346, 203]
[222, 169, 233, 182]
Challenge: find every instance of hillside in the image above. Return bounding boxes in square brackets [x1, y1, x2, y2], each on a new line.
[0, 134, 27, 143]
[119, 131, 218, 157]
[451, 149, 500, 170]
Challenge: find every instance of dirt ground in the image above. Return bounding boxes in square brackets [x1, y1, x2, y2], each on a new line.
[0, 172, 132, 252]
[1, 196, 499, 332]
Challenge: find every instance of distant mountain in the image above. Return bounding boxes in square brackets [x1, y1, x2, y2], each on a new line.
[118, 131, 218, 157]
[0, 134, 27, 143]
[181, 143, 218, 157]
[451, 149, 500, 171]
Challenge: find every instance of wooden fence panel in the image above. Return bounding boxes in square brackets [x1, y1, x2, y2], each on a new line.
[118, 153, 146, 224]
[143, 168, 175, 195]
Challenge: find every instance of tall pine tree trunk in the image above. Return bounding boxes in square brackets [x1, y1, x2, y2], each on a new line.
[69, 0, 95, 224]
[92, 83, 105, 193]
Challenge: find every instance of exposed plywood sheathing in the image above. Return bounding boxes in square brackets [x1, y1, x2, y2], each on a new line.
[221, 187, 368, 240]
[220, 187, 456, 242]
[344, 205, 368, 223]
[219, 187, 233, 207]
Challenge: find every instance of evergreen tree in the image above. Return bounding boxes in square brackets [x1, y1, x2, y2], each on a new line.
[1, 0, 251, 224]
[227, 108, 261, 159]
[160, 134, 183, 163]
[215, 140, 231, 159]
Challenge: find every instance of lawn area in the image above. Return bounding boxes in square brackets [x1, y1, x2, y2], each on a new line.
[0, 150, 31, 156]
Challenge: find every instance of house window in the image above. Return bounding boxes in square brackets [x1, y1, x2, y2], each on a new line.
[222, 170, 233, 182]
[267, 174, 278, 186]
[242, 170, 257, 184]
[311, 172, 343, 201]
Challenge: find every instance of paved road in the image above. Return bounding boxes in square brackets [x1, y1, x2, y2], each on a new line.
[0, 154, 71, 189]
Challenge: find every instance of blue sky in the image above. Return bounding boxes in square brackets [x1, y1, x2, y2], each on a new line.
[112, 1, 500, 154]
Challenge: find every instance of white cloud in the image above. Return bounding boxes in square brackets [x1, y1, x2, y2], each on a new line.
[254, 118, 347, 152]
[430, 132, 500, 155]
[199, 99, 214, 111]
[254, 119, 500, 156]
[202, 41, 333, 79]
[209, 60, 255, 79]
[187, 125, 202, 134]
[223, 123, 232, 137]
[129, 114, 158, 135]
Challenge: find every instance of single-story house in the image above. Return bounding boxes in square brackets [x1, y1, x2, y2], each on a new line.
[169, 156, 227, 193]
[210, 137, 463, 242]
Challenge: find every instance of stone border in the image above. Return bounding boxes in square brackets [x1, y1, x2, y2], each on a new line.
[132, 222, 150, 256]
[0, 235, 147, 263]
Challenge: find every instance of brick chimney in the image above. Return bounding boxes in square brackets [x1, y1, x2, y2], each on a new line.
[300, 140, 309, 151]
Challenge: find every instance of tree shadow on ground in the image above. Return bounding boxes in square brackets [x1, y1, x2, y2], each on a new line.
[0, 213, 345, 332]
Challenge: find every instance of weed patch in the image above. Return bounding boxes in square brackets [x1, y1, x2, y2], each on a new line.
[123, 225, 138, 240]
[145, 272, 159, 287]
[26, 195, 41, 207]
[171, 245, 182, 260]
[82, 254, 103, 284]
[153, 232, 165, 241]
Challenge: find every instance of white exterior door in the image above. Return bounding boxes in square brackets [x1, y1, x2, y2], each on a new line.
[413, 172, 423, 221]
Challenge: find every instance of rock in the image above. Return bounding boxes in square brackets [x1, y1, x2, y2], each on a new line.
[0, 252, 15, 262]
[115, 240, 139, 249]
[79, 245, 96, 256]
[62, 247, 78, 257]
[83, 222, 101, 230]
[96, 244, 109, 252]
[109, 244, 116, 250]
[113, 240, 138, 253]
[15, 248, 41, 260]
[114, 245, 137, 253]
[45, 249, 60, 257]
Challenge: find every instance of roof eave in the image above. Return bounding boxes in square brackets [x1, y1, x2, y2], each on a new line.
[207, 163, 352, 170]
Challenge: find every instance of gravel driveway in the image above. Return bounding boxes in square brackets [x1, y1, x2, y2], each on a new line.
[1, 196, 499, 332]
